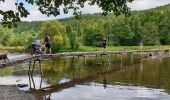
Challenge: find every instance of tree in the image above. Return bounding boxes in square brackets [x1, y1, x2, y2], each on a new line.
[0, 0, 134, 28]
[159, 13, 170, 44]
[130, 15, 143, 45]
[109, 16, 134, 46]
[142, 22, 160, 45]
[66, 25, 79, 50]
[83, 28, 104, 47]
[41, 20, 68, 51]
[0, 25, 14, 46]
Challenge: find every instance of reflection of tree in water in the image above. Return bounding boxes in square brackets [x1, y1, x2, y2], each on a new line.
[42, 57, 70, 84]
[95, 58, 170, 94]
[28, 61, 125, 98]
[42, 57, 112, 85]
[26, 57, 170, 99]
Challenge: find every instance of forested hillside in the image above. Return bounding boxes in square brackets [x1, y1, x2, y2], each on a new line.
[0, 4, 170, 52]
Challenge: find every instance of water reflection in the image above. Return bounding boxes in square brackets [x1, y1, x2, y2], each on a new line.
[0, 55, 170, 100]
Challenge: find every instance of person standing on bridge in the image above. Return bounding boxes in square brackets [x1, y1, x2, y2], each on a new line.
[44, 33, 51, 54]
[102, 37, 107, 52]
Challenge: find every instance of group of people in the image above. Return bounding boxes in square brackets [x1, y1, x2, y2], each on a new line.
[32, 33, 107, 55]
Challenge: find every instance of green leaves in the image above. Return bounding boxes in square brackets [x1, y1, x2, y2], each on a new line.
[0, 2, 30, 28]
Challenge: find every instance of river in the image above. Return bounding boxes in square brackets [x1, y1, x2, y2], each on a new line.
[0, 54, 170, 100]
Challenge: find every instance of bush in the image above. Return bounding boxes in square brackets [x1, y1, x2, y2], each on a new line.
[83, 29, 104, 47]
[52, 34, 64, 51]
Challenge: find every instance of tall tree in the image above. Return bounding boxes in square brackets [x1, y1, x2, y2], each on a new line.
[130, 15, 143, 45]
[159, 13, 170, 44]
[142, 22, 160, 45]
[41, 20, 68, 51]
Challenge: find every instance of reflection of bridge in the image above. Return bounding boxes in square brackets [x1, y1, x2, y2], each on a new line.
[0, 49, 169, 68]
[27, 61, 141, 99]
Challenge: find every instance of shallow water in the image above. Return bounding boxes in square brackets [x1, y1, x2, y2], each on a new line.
[1, 54, 170, 100]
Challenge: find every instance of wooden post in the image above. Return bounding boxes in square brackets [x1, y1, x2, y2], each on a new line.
[39, 60, 43, 76]
[107, 53, 110, 64]
[84, 56, 87, 67]
[95, 54, 98, 64]
[31, 60, 36, 75]
[108, 53, 112, 66]
[116, 53, 118, 61]
[130, 52, 134, 64]
[120, 53, 123, 62]
[28, 61, 32, 75]
[101, 54, 103, 63]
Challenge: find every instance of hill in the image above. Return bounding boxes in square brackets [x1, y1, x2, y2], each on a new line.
[1, 4, 170, 49]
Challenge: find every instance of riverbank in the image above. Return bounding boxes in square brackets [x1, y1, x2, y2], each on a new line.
[0, 46, 25, 53]
[1, 45, 170, 53]
[60, 45, 170, 52]
[0, 85, 35, 100]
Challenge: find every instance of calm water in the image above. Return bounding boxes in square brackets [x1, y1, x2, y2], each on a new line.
[1, 54, 170, 100]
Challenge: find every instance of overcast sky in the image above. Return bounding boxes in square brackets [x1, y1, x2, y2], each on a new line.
[0, 0, 170, 21]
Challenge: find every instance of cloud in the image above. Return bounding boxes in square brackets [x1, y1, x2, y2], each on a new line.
[22, 2, 102, 21]
[0, 0, 16, 11]
[21, 9, 73, 21]
[128, 0, 170, 10]
[80, 3, 102, 14]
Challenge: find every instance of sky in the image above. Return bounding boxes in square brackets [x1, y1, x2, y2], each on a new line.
[0, 0, 170, 21]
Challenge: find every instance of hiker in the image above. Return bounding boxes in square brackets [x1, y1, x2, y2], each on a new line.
[102, 37, 107, 51]
[44, 33, 51, 54]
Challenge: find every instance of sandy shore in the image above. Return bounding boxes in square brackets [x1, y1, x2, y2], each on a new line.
[0, 85, 35, 100]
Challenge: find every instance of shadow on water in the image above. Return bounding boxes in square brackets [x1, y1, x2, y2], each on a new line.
[1, 54, 170, 100]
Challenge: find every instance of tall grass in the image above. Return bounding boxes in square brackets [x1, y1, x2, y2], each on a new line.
[0, 46, 26, 53]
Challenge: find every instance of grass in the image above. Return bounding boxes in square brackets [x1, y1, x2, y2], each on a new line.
[77, 45, 170, 52]
[1, 45, 170, 53]
[0, 46, 26, 53]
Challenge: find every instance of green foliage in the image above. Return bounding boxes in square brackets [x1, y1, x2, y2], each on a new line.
[142, 22, 160, 45]
[83, 28, 104, 47]
[0, 26, 14, 46]
[41, 20, 67, 51]
[66, 26, 79, 50]
[9, 37, 24, 46]
[52, 34, 64, 51]
[1, 4, 170, 52]
[159, 13, 170, 45]
[109, 17, 134, 46]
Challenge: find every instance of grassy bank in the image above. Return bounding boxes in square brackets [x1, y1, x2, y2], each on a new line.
[0, 45, 170, 53]
[60, 45, 170, 52]
[0, 46, 26, 53]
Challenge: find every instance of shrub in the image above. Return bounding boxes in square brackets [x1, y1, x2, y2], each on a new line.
[83, 29, 104, 47]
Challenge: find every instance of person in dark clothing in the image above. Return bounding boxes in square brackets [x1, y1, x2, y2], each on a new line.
[44, 33, 51, 54]
[102, 37, 107, 51]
